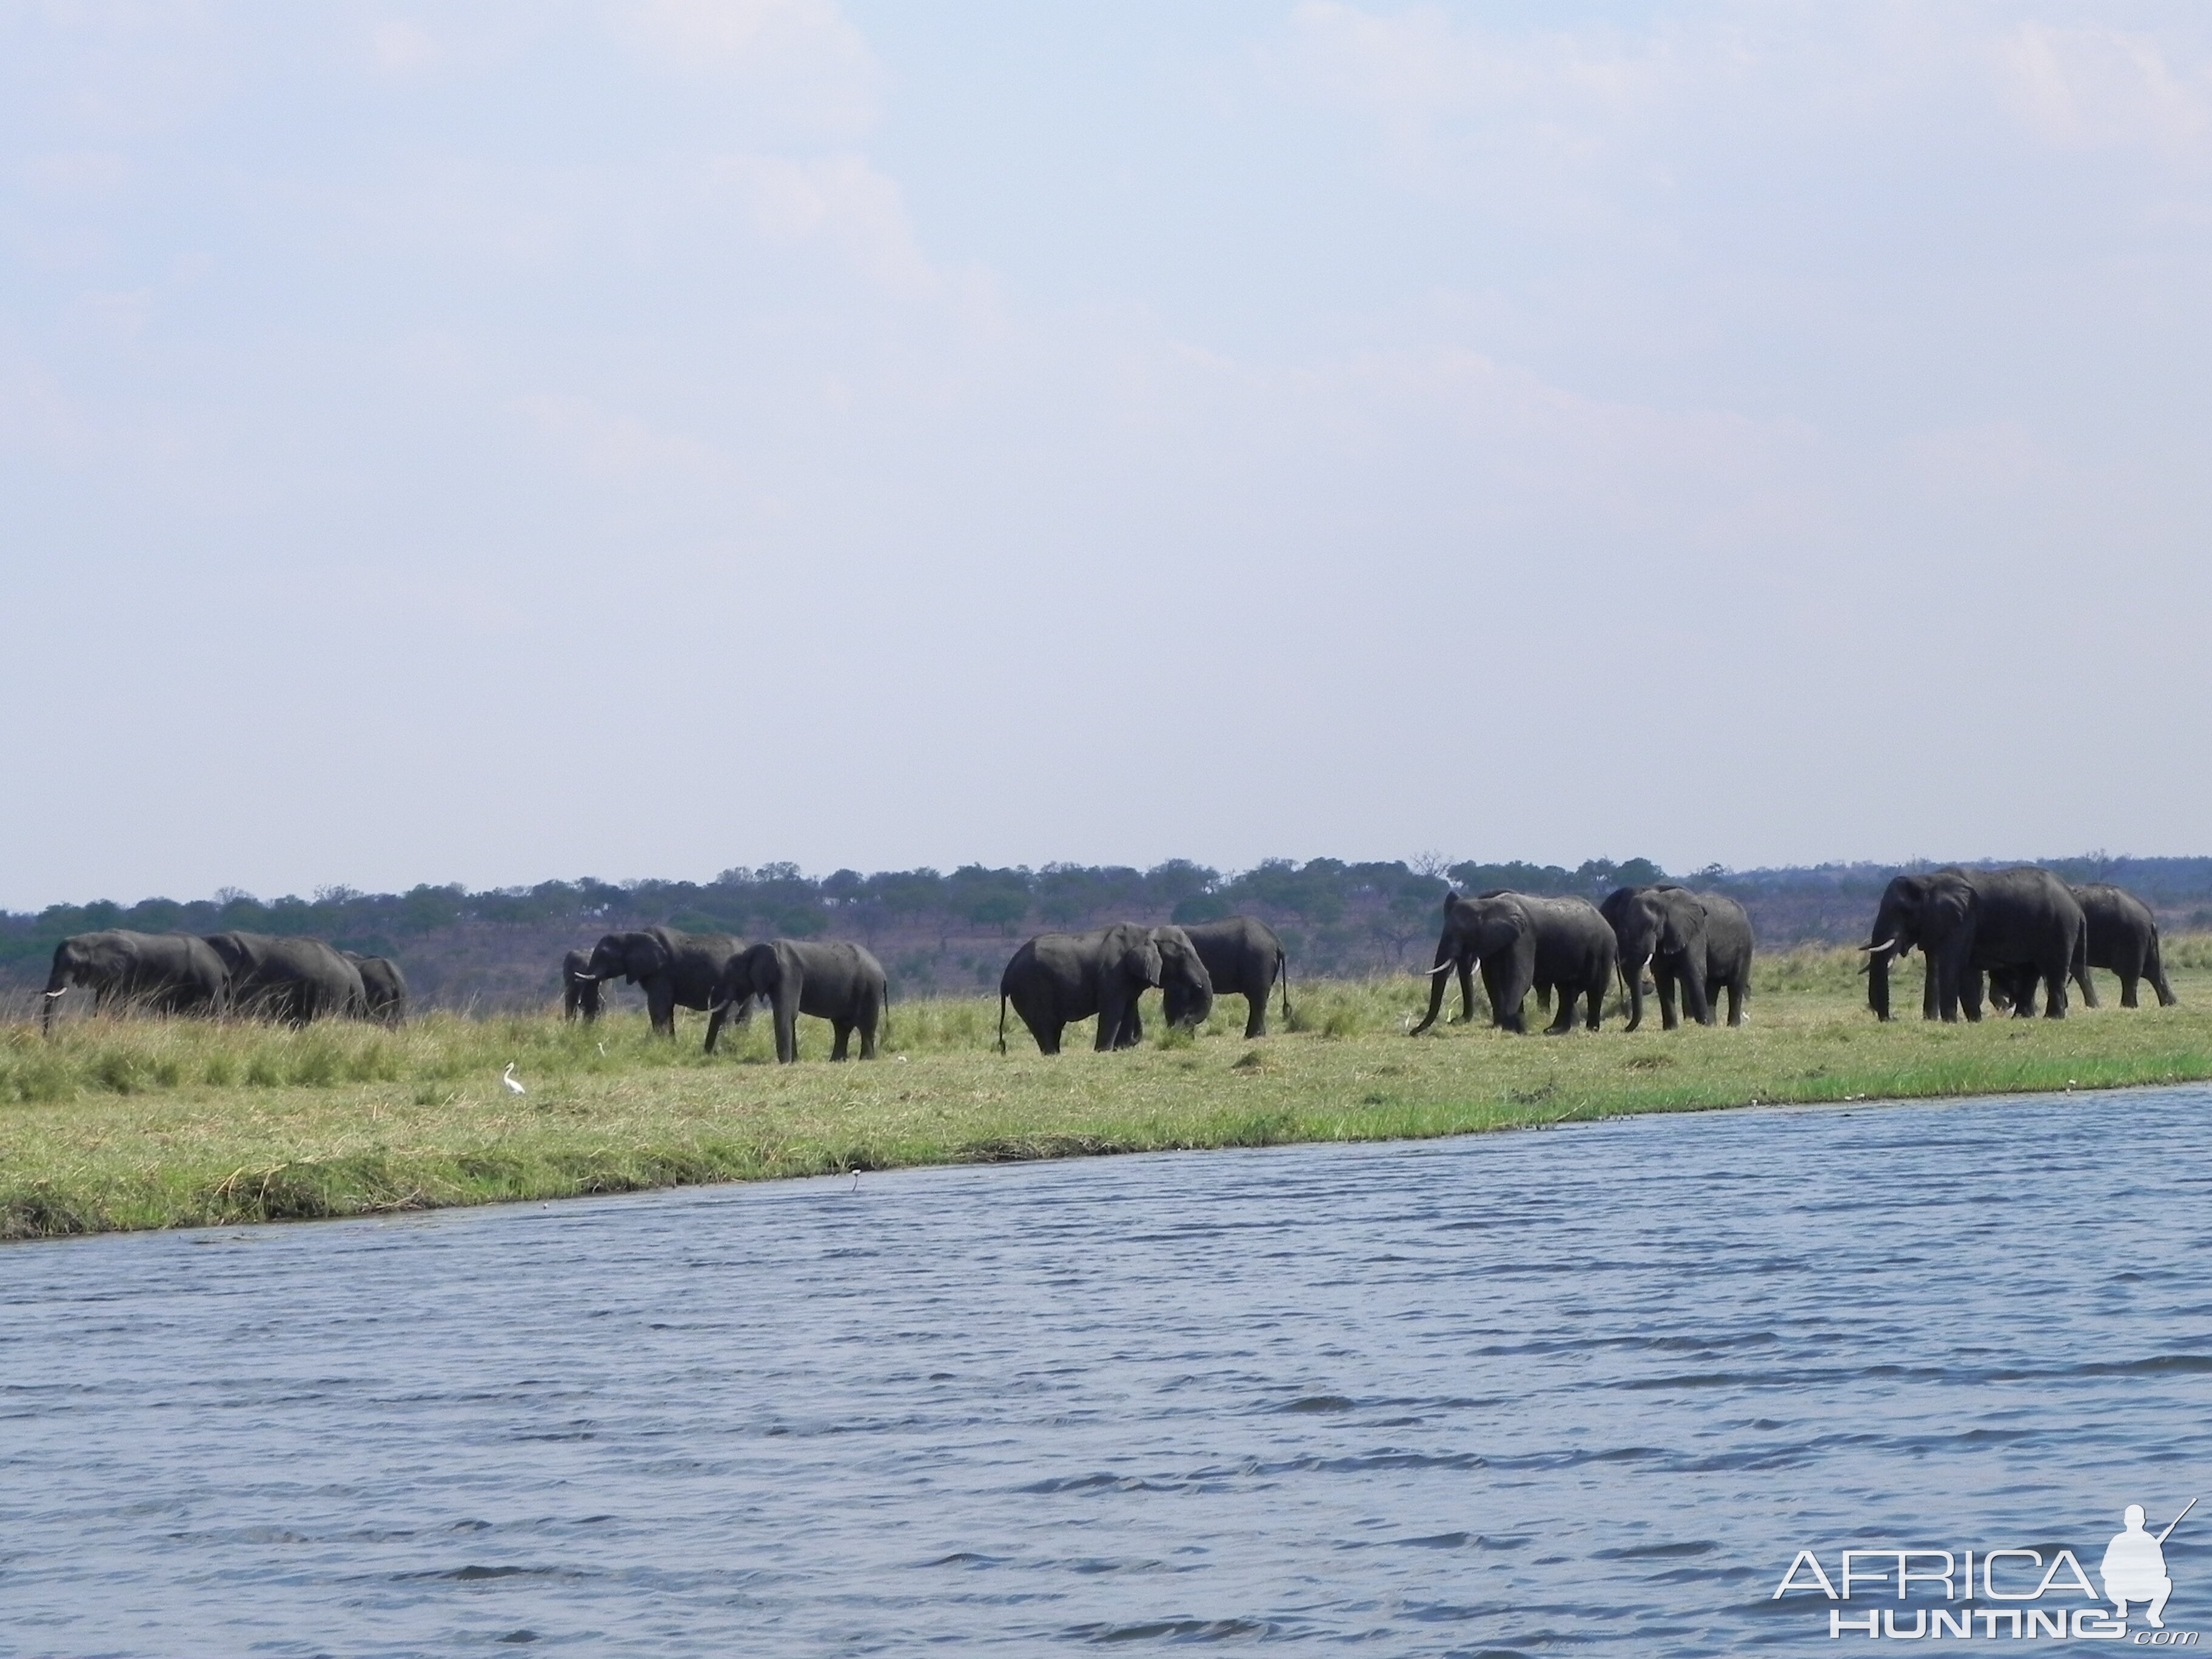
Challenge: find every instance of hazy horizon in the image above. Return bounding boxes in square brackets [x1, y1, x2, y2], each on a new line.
[13, 843, 2207, 919]
[8, 3, 2210, 912]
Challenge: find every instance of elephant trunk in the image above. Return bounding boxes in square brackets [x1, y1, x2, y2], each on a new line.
[1409, 954, 1455, 1035]
[41, 982, 67, 1035]
[1625, 955, 1649, 1033]
[1868, 950, 1893, 1021]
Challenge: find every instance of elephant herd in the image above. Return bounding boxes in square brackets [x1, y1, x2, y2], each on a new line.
[32, 869, 2177, 1054]
[558, 916, 1294, 1061]
[1862, 868, 2174, 1021]
[562, 927, 891, 1062]
[1404, 869, 2176, 1038]
[38, 929, 406, 1031]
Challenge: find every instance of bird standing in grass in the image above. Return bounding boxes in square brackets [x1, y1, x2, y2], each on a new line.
[502, 1063, 526, 1095]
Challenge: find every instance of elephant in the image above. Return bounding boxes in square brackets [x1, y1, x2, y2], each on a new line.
[997, 923, 1214, 1054]
[1410, 890, 1616, 1036]
[344, 953, 408, 1026]
[1164, 916, 1292, 1038]
[1862, 866, 2086, 1021]
[561, 949, 603, 1022]
[703, 939, 888, 1061]
[575, 927, 741, 1036]
[2074, 883, 2176, 1008]
[41, 931, 227, 1034]
[204, 933, 367, 1025]
[1599, 885, 1754, 1030]
[1985, 883, 2176, 1013]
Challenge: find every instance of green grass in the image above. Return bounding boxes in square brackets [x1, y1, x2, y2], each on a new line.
[4, 945, 2210, 1241]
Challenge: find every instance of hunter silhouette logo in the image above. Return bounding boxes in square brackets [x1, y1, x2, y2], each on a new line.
[2105, 1499, 2194, 1631]
[1772, 1496, 2199, 1641]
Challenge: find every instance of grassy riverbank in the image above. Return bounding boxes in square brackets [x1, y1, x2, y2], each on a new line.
[6, 945, 2212, 1240]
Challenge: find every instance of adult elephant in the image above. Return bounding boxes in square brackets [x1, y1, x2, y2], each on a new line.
[705, 939, 888, 1061]
[41, 931, 227, 1034]
[575, 927, 741, 1037]
[998, 923, 1213, 1054]
[561, 949, 602, 1022]
[344, 954, 408, 1027]
[1410, 891, 1615, 1036]
[1599, 885, 1754, 1030]
[1165, 916, 1292, 1038]
[1862, 866, 2085, 1022]
[204, 933, 366, 1025]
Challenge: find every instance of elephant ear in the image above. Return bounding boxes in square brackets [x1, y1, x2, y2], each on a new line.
[631, 930, 676, 979]
[1127, 941, 1165, 988]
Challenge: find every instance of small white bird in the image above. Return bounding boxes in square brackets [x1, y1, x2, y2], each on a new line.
[503, 1063, 526, 1095]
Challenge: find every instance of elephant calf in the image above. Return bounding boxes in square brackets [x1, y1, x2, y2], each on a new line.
[705, 939, 887, 1061]
[999, 923, 1213, 1055]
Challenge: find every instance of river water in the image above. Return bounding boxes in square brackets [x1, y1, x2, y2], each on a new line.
[3, 1088, 2208, 1656]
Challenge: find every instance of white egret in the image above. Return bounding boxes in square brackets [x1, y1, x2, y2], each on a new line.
[503, 1063, 526, 1095]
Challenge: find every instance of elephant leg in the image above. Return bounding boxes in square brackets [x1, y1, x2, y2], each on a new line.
[1723, 979, 1744, 1027]
[703, 1002, 728, 1053]
[2120, 971, 2140, 1010]
[1093, 993, 1123, 1051]
[2148, 939, 2177, 1007]
[830, 1021, 851, 1061]
[1456, 962, 1476, 1024]
[774, 994, 799, 1062]
[1583, 977, 1603, 1032]
[1244, 990, 1266, 1040]
[1481, 962, 1521, 1032]
[648, 984, 676, 1037]
[1655, 967, 1681, 1031]
[858, 1003, 879, 1058]
[1680, 962, 1714, 1026]
[1542, 986, 1576, 1036]
[2042, 965, 2067, 1019]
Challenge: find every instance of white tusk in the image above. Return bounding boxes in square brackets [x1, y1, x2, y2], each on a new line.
[1422, 960, 1459, 976]
[1858, 938, 1897, 954]
[43, 988, 67, 997]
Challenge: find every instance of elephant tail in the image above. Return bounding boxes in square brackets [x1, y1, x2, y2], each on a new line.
[996, 993, 1008, 1055]
[1278, 952, 1293, 1026]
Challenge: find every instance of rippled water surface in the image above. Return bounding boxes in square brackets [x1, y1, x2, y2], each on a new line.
[5, 1088, 2211, 1656]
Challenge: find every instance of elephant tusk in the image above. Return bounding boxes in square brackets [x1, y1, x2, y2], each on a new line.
[1858, 939, 1897, 954]
[1422, 960, 1459, 976]
[42, 987, 67, 997]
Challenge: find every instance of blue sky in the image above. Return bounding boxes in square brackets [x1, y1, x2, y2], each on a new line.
[5, 2, 2210, 908]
